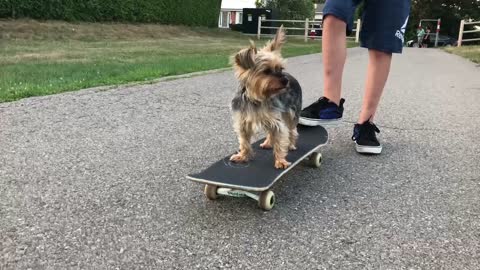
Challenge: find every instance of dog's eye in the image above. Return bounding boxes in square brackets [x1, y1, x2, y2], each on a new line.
[264, 69, 272, 75]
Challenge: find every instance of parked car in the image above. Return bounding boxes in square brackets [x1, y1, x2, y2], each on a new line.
[406, 34, 458, 47]
[312, 23, 322, 36]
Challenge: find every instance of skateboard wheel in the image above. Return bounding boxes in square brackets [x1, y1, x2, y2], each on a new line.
[310, 152, 322, 168]
[258, 190, 275, 211]
[204, 184, 218, 200]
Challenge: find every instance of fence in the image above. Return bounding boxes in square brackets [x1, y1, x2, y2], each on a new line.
[257, 18, 361, 43]
[458, 20, 480, 46]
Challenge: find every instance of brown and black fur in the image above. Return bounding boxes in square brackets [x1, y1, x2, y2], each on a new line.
[230, 26, 302, 169]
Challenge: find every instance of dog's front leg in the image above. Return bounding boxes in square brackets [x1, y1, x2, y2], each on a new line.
[230, 119, 253, 163]
[271, 123, 291, 169]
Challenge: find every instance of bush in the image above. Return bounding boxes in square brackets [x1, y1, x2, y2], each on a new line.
[0, 0, 222, 27]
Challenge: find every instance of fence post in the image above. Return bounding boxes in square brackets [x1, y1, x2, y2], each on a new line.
[304, 18, 309, 42]
[355, 19, 361, 43]
[457, 20, 465, 47]
[257, 17, 262, 40]
[434, 18, 441, 47]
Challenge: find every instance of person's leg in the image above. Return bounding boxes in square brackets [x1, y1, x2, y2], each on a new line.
[299, 0, 358, 127]
[358, 49, 392, 123]
[352, 0, 411, 154]
[322, 15, 347, 105]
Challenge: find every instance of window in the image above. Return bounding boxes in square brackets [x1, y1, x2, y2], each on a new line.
[221, 11, 228, 27]
[238, 12, 243, 24]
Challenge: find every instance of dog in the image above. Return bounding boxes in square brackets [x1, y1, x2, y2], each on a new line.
[229, 26, 302, 169]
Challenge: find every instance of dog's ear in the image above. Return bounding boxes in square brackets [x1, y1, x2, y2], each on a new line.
[263, 25, 286, 52]
[232, 41, 257, 78]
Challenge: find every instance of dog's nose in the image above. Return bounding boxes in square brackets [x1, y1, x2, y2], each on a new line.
[280, 76, 289, 85]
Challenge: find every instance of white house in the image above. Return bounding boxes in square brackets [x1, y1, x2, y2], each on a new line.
[218, 0, 320, 28]
[219, 0, 257, 28]
[314, 3, 324, 20]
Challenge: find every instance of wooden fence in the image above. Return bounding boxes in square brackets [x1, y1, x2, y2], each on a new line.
[257, 18, 361, 43]
[458, 20, 480, 46]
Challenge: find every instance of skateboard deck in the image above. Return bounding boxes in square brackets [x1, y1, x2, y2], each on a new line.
[187, 125, 328, 192]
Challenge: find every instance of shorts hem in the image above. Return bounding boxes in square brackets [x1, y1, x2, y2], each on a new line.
[360, 43, 403, 54]
[322, 10, 354, 32]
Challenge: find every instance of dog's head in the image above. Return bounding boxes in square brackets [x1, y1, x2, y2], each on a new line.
[232, 25, 289, 101]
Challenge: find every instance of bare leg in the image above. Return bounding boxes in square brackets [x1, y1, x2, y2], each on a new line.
[322, 15, 347, 105]
[358, 50, 392, 123]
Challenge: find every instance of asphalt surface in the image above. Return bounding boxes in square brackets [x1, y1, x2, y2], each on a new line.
[1, 48, 479, 269]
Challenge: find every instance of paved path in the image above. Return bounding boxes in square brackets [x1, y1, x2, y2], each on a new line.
[1, 48, 479, 269]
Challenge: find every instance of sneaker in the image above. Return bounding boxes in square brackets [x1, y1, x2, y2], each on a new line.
[352, 121, 382, 154]
[299, 97, 345, 126]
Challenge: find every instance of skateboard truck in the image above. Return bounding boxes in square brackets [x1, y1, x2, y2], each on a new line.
[204, 185, 276, 211]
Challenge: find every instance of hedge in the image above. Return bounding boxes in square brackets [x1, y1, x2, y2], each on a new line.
[0, 0, 222, 27]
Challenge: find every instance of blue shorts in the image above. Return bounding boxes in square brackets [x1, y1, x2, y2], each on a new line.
[323, 0, 411, 53]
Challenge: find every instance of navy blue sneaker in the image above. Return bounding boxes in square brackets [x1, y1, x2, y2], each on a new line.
[352, 121, 382, 154]
[299, 97, 345, 126]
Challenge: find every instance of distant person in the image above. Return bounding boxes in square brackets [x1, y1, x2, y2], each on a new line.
[417, 26, 425, 48]
[423, 27, 432, 48]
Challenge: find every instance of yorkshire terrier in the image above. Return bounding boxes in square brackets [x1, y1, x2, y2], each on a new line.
[229, 26, 302, 169]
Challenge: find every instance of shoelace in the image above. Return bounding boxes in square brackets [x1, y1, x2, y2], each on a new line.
[308, 97, 330, 109]
[369, 123, 380, 133]
[316, 97, 330, 105]
[352, 122, 380, 141]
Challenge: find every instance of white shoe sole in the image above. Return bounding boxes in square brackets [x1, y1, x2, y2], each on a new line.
[355, 143, 382, 154]
[299, 117, 342, 127]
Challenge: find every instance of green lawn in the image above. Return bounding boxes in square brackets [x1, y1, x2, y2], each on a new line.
[444, 45, 480, 64]
[0, 20, 351, 102]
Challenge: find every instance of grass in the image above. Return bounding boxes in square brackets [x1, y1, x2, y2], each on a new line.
[444, 45, 480, 64]
[0, 19, 353, 102]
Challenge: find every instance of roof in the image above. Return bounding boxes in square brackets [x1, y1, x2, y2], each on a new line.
[221, 0, 256, 10]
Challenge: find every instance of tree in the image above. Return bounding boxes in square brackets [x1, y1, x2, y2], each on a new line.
[407, 0, 480, 39]
[265, 0, 314, 20]
[255, 0, 265, 8]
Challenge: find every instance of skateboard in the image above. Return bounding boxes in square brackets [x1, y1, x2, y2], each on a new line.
[187, 125, 328, 210]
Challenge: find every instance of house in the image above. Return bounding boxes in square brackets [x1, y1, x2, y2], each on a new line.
[218, 0, 257, 28]
[314, 3, 324, 20]
[219, 1, 322, 28]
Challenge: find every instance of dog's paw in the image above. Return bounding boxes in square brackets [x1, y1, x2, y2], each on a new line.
[288, 145, 297, 151]
[260, 140, 272, 149]
[230, 153, 249, 163]
[275, 159, 291, 169]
